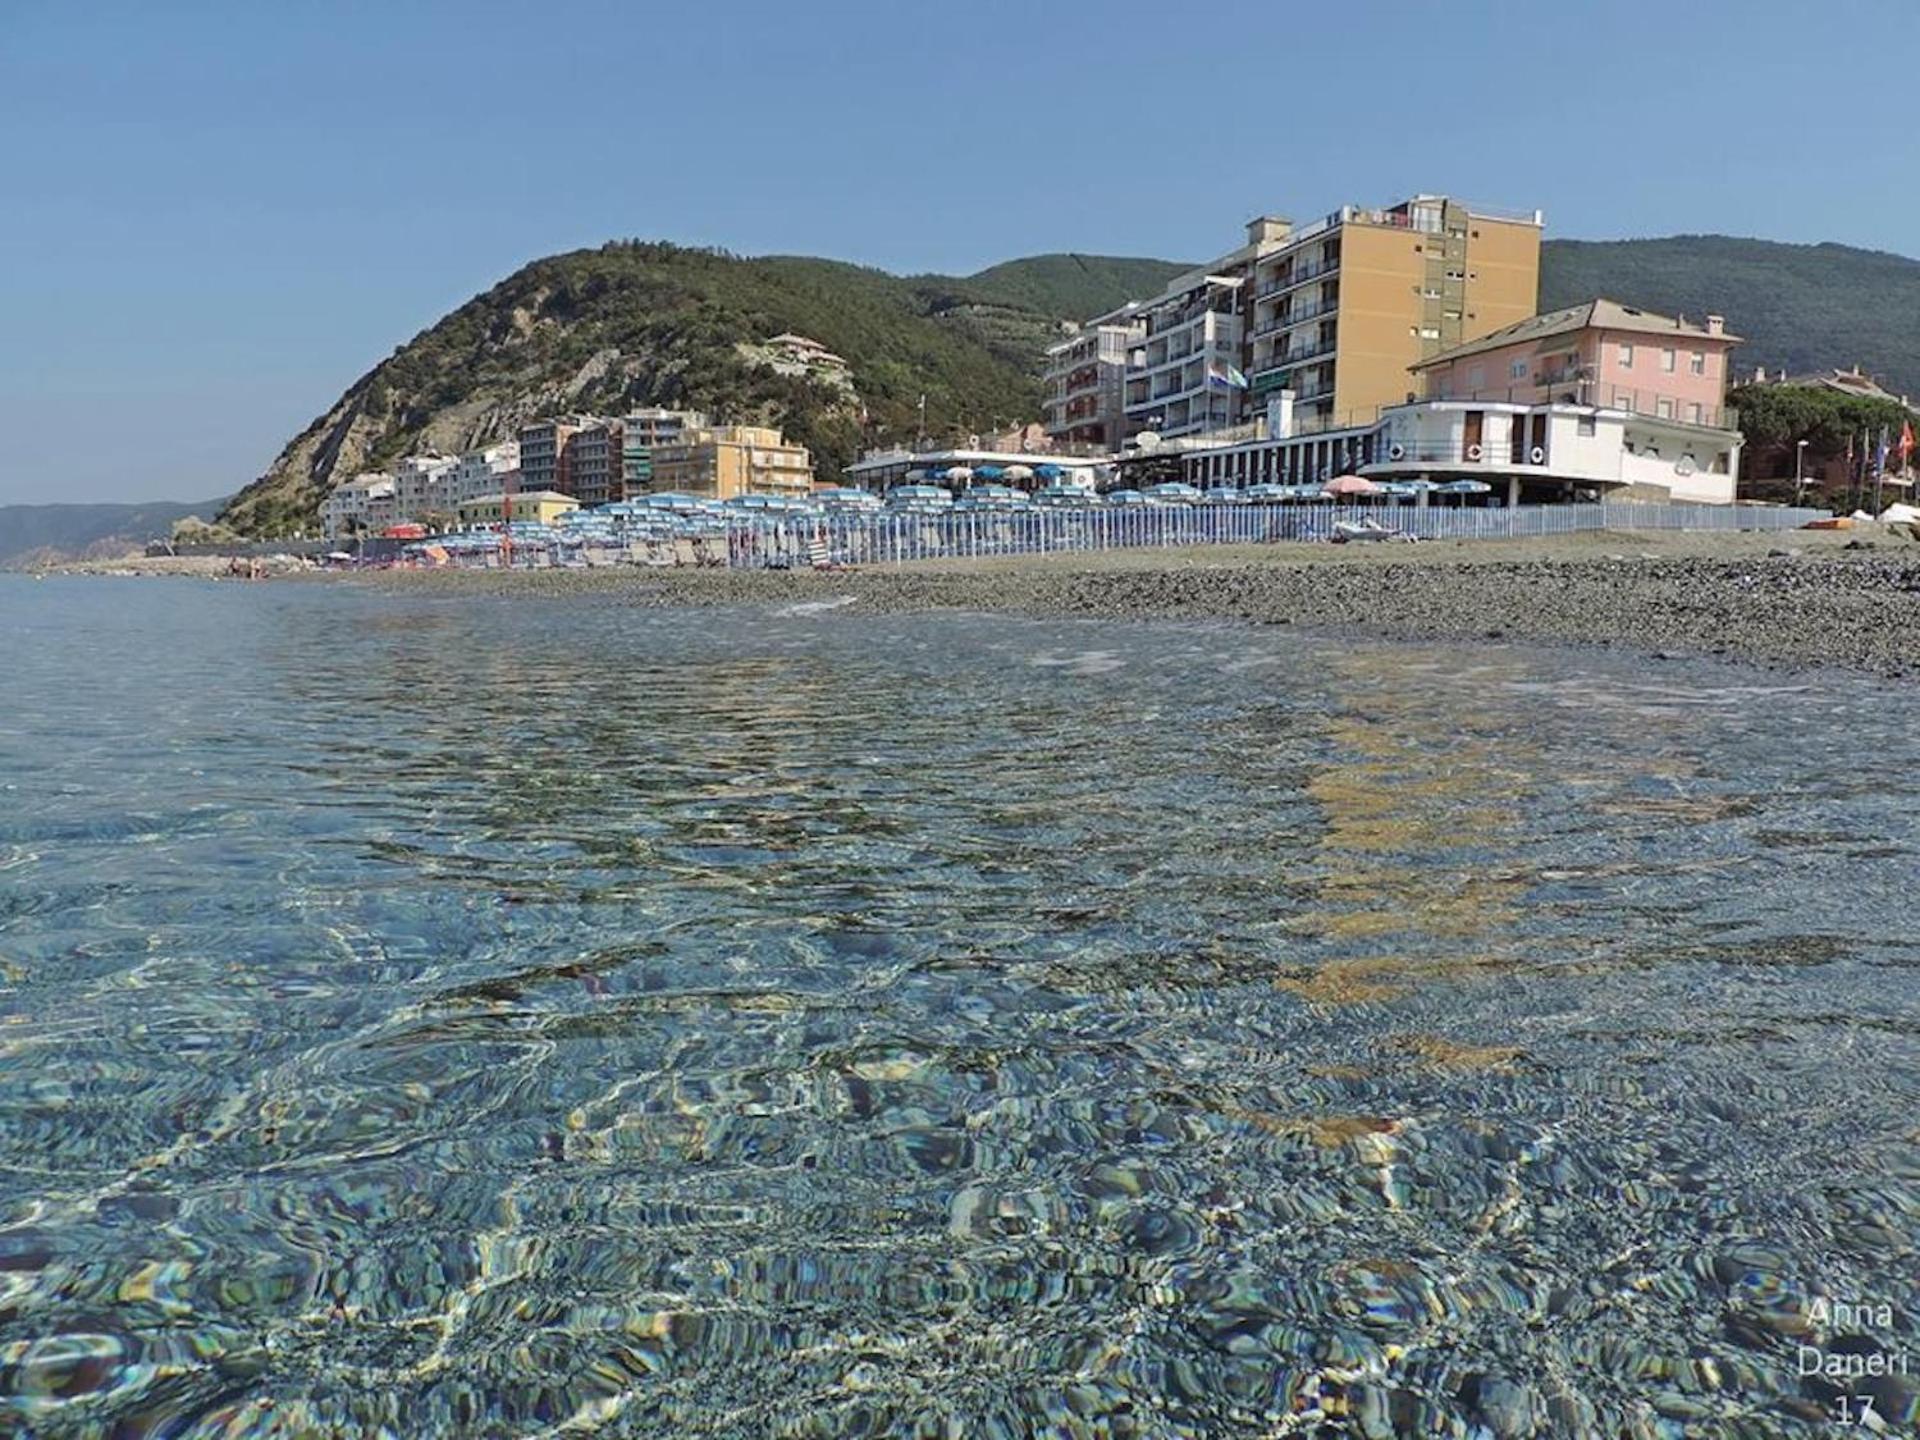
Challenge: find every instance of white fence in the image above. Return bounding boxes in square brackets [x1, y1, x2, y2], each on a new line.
[726, 502, 1831, 570]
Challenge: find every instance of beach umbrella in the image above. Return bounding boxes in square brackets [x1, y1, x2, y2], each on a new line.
[1322, 474, 1379, 498]
[944, 466, 974, 483]
[1438, 477, 1491, 509]
[1002, 464, 1034, 483]
[1033, 463, 1065, 480]
[905, 469, 929, 482]
[974, 465, 1005, 480]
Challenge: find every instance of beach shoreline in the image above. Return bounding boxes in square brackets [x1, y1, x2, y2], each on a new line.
[33, 528, 1920, 677]
[340, 528, 1920, 678]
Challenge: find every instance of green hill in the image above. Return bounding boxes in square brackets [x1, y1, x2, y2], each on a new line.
[1539, 236, 1920, 398]
[219, 246, 1186, 535]
[219, 233, 1917, 536]
[956, 254, 1191, 324]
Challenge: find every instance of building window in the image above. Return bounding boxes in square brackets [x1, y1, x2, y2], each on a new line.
[1418, 327, 1441, 340]
[1657, 398, 1675, 419]
[1691, 351, 1707, 375]
[1510, 359, 1528, 380]
[1688, 402, 1703, 424]
[1619, 343, 1634, 368]
[1661, 348, 1676, 372]
[1578, 415, 1597, 436]
[1467, 364, 1485, 390]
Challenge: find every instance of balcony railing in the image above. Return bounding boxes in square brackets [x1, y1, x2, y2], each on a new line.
[1255, 255, 1339, 298]
[1252, 340, 1336, 384]
[1145, 302, 1237, 337]
[1422, 385, 1735, 431]
[1251, 297, 1338, 338]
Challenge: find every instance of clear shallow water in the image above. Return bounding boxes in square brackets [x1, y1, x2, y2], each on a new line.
[0, 574, 1916, 1439]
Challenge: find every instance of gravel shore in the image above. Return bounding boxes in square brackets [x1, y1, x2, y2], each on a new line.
[346, 528, 1920, 677]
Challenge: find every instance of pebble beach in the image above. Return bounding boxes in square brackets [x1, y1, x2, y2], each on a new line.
[344, 528, 1920, 677]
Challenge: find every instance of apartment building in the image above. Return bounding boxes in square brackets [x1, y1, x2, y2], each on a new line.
[1244, 195, 1542, 433]
[319, 473, 396, 539]
[647, 425, 815, 499]
[623, 408, 709, 491]
[1122, 250, 1264, 440]
[517, 418, 588, 496]
[1042, 305, 1145, 448]
[451, 442, 520, 506]
[1414, 299, 1740, 426]
[564, 419, 626, 507]
[392, 454, 458, 520]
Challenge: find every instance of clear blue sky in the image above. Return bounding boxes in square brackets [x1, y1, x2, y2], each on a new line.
[3, 0, 1914, 504]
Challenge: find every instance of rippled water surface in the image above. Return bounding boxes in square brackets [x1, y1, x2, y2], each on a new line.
[2, 574, 1918, 1438]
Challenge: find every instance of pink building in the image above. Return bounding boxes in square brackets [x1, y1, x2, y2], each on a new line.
[1414, 299, 1742, 429]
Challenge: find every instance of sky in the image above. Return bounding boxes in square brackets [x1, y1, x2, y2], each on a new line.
[2, 0, 1915, 505]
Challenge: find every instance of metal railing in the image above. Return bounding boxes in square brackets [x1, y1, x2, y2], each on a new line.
[1253, 339, 1337, 382]
[1424, 386, 1737, 431]
[1251, 297, 1338, 337]
[721, 502, 1830, 570]
[1255, 256, 1339, 297]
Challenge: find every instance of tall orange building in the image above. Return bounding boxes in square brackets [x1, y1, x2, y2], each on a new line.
[1244, 195, 1543, 433]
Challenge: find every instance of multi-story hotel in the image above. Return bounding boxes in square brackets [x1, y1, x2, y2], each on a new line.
[1168, 295, 1746, 506]
[1122, 252, 1262, 440]
[1042, 306, 1144, 448]
[564, 419, 626, 507]
[517, 417, 588, 496]
[647, 425, 815, 500]
[392, 453, 458, 520]
[1075, 195, 1541, 445]
[1243, 195, 1542, 433]
[451, 441, 520, 506]
[319, 472, 397, 539]
[623, 407, 709, 491]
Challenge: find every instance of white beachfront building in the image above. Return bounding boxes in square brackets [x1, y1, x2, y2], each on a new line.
[1179, 394, 1740, 505]
[392, 454, 459, 521]
[319, 473, 397, 539]
[451, 442, 521, 506]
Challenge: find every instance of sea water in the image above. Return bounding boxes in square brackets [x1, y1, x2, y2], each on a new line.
[0, 574, 1915, 1437]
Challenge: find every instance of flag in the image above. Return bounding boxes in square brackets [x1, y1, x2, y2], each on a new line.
[1900, 420, 1915, 467]
[1207, 363, 1248, 390]
[1876, 425, 1891, 477]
